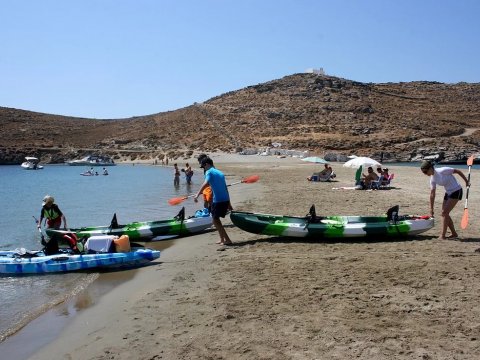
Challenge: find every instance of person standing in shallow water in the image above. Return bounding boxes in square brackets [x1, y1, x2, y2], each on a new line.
[173, 163, 180, 187]
[420, 160, 469, 239]
[38, 195, 67, 230]
[184, 163, 193, 184]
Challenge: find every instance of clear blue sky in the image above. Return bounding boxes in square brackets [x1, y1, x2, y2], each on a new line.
[1, 0, 479, 119]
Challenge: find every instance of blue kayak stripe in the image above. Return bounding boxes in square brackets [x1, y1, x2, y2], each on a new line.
[0, 250, 160, 274]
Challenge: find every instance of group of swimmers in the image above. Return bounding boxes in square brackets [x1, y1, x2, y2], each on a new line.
[83, 167, 109, 176]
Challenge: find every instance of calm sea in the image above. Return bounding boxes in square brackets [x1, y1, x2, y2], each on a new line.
[0, 164, 204, 343]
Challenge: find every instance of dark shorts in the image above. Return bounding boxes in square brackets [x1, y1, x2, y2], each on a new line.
[211, 201, 230, 219]
[444, 188, 463, 201]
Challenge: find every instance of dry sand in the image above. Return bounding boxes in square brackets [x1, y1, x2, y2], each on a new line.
[31, 155, 480, 360]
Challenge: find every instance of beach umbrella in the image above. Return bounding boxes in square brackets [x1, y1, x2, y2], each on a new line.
[343, 156, 381, 169]
[301, 156, 329, 164]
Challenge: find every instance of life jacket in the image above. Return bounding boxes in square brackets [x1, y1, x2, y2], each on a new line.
[202, 186, 213, 202]
[44, 206, 60, 220]
[62, 232, 82, 253]
[44, 232, 82, 255]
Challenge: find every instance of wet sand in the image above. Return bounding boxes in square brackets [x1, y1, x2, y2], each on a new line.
[23, 155, 480, 359]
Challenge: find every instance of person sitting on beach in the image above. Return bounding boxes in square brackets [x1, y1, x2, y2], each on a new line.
[381, 168, 391, 184]
[376, 167, 390, 183]
[362, 166, 379, 188]
[307, 164, 333, 181]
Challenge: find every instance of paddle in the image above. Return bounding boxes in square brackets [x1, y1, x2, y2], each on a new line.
[33, 216, 47, 246]
[460, 155, 474, 229]
[168, 174, 260, 205]
[227, 174, 260, 186]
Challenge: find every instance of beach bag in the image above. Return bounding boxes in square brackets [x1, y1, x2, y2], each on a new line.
[195, 208, 210, 218]
[113, 235, 131, 253]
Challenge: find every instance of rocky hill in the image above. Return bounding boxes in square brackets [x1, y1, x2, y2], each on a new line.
[1, 73, 479, 164]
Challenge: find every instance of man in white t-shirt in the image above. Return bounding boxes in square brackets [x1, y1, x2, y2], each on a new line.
[420, 160, 469, 239]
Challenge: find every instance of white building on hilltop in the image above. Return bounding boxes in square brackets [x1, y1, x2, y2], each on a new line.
[305, 67, 325, 75]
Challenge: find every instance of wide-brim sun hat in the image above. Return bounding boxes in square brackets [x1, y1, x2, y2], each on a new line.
[42, 195, 54, 206]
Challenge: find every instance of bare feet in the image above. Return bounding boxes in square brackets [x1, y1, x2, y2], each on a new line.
[216, 240, 233, 245]
[439, 234, 459, 240]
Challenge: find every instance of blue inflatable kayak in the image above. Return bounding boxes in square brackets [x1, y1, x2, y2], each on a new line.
[0, 248, 160, 274]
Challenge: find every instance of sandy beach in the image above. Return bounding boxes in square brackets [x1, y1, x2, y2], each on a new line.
[25, 154, 480, 359]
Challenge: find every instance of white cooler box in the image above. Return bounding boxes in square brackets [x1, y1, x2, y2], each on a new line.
[85, 235, 116, 253]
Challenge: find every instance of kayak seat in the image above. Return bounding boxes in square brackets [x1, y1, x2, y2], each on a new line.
[174, 207, 186, 222]
[110, 213, 120, 229]
[306, 204, 323, 223]
[386, 205, 400, 222]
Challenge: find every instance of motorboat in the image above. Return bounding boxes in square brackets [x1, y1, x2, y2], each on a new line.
[67, 155, 116, 166]
[21, 157, 44, 170]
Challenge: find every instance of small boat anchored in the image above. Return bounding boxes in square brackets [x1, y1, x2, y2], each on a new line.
[21, 157, 44, 170]
[67, 154, 116, 166]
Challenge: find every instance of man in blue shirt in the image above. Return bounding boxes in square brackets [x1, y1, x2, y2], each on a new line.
[194, 157, 233, 245]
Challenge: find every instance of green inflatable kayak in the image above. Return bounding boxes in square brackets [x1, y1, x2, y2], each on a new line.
[230, 205, 434, 239]
[46, 207, 212, 241]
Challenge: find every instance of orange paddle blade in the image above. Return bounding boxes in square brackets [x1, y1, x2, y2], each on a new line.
[467, 155, 474, 166]
[168, 196, 187, 206]
[241, 175, 260, 184]
[461, 209, 469, 229]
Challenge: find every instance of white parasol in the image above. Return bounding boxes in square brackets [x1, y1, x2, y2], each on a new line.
[343, 156, 381, 169]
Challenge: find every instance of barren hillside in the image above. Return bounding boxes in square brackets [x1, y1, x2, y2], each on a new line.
[1, 73, 479, 164]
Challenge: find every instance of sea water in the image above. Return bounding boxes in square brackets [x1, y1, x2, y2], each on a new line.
[0, 164, 204, 342]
